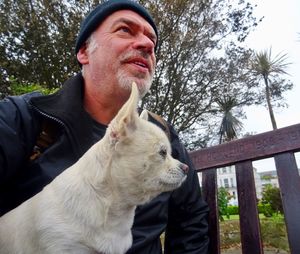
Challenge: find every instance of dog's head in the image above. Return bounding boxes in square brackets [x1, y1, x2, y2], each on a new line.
[105, 83, 188, 205]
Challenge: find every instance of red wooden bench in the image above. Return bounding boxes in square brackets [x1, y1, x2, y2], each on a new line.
[189, 123, 300, 254]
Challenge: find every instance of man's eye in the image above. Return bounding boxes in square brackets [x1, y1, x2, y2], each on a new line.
[118, 27, 131, 33]
[149, 36, 157, 46]
[149, 38, 156, 46]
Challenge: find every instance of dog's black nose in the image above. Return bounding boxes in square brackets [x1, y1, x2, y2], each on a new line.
[180, 163, 189, 175]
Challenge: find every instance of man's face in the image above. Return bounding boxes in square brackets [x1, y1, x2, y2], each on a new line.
[83, 10, 157, 97]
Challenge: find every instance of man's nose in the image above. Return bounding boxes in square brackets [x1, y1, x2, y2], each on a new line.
[133, 34, 155, 55]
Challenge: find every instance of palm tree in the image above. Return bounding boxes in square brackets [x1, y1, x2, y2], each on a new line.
[216, 96, 243, 144]
[251, 48, 291, 129]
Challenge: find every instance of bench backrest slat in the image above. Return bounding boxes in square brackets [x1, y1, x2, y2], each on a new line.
[275, 152, 300, 254]
[236, 161, 263, 254]
[190, 123, 300, 170]
[202, 168, 220, 254]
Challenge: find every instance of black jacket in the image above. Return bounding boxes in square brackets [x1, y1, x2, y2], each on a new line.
[0, 73, 209, 253]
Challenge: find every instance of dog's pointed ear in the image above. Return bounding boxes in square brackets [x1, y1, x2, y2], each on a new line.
[140, 109, 149, 120]
[108, 82, 140, 144]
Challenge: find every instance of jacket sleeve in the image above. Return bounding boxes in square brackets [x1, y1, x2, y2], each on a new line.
[164, 124, 209, 254]
[0, 93, 40, 185]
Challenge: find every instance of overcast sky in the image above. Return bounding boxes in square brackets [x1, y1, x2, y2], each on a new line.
[240, 0, 300, 171]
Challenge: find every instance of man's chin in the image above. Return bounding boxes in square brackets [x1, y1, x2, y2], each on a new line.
[117, 76, 152, 98]
[134, 80, 151, 97]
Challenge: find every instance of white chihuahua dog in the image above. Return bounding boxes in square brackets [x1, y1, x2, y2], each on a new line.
[0, 83, 188, 254]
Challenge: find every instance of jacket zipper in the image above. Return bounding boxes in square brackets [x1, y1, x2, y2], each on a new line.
[29, 102, 65, 127]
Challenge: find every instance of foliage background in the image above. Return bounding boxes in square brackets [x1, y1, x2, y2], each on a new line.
[0, 0, 293, 149]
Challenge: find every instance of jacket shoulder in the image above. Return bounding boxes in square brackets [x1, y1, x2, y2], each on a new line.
[7, 91, 42, 105]
[146, 111, 171, 141]
[0, 92, 43, 184]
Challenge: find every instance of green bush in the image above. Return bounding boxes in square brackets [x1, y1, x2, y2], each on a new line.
[8, 77, 58, 96]
[10, 83, 57, 95]
[227, 205, 239, 215]
[223, 203, 276, 217]
[261, 184, 283, 214]
[218, 187, 232, 221]
[258, 203, 274, 217]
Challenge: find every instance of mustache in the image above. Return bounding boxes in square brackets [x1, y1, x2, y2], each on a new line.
[120, 50, 151, 61]
[120, 51, 153, 73]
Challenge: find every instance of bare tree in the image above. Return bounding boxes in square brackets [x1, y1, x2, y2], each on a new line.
[140, 0, 259, 134]
[1, 0, 262, 148]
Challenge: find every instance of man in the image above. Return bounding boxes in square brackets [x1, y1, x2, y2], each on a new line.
[0, 0, 209, 253]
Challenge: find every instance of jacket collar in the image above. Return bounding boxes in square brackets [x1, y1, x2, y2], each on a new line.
[30, 73, 96, 157]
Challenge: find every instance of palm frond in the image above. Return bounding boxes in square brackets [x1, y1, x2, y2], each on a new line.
[251, 47, 291, 77]
[217, 96, 243, 143]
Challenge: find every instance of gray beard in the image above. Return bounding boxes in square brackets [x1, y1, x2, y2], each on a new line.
[116, 70, 152, 98]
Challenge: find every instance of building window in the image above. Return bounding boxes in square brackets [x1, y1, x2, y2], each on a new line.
[224, 178, 229, 188]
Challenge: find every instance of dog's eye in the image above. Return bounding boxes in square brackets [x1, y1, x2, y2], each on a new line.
[159, 147, 167, 159]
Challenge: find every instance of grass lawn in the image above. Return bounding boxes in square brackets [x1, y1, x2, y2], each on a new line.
[161, 214, 289, 253]
[220, 214, 289, 253]
[223, 213, 267, 221]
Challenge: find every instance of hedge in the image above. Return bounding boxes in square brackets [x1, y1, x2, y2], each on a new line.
[226, 203, 273, 217]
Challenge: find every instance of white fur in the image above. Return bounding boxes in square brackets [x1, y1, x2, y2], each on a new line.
[0, 83, 187, 254]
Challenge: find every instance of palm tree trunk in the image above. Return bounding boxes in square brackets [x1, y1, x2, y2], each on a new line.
[264, 75, 277, 130]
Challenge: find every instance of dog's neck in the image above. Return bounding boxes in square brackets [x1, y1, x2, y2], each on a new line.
[52, 140, 138, 227]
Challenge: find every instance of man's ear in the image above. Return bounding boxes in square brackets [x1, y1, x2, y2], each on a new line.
[77, 43, 89, 65]
[108, 82, 140, 144]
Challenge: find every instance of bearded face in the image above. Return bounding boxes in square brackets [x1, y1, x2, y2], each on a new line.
[82, 10, 156, 98]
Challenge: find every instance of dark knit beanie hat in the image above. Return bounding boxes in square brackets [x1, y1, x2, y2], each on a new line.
[75, 0, 158, 54]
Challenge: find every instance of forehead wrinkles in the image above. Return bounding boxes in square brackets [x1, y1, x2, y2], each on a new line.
[109, 13, 157, 41]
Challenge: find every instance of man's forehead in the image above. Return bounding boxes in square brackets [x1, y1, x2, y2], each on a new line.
[75, 1, 158, 55]
[104, 10, 156, 36]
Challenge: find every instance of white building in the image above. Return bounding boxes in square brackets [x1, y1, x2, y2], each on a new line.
[217, 166, 238, 206]
[198, 166, 264, 205]
[259, 170, 279, 188]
